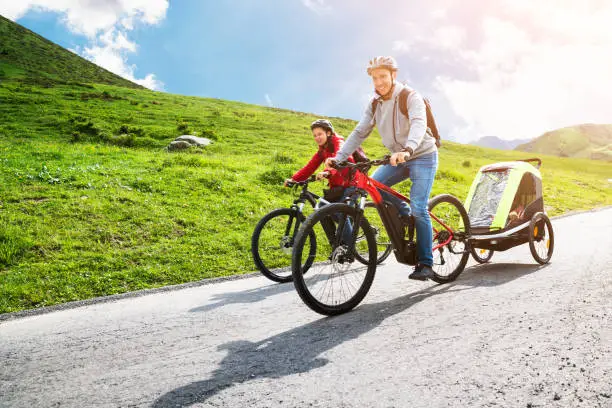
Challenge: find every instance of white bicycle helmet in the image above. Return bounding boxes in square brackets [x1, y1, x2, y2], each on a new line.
[367, 56, 398, 75]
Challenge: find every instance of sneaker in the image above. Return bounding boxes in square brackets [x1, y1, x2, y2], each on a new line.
[409, 264, 434, 281]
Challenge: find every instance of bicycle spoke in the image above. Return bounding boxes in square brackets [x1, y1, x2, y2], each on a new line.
[296, 207, 374, 310]
[254, 209, 313, 282]
[428, 195, 470, 282]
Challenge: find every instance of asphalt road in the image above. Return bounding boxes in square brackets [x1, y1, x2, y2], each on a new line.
[1, 208, 611, 408]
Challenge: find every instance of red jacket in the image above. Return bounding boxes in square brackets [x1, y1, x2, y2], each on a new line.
[292, 134, 360, 188]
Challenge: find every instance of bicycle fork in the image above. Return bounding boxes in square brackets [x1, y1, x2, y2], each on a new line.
[331, 196, 367, 263]
[285, 202, 305, 249]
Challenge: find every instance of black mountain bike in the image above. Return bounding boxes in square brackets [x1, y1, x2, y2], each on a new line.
[251, 176, 393, 283]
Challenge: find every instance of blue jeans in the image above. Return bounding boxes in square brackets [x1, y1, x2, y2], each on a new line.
[371, 152, 438, 266]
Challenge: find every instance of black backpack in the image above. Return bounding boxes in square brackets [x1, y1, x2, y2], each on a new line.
[371, 88, 441, 147]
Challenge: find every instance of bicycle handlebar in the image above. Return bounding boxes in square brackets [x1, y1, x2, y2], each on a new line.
[284, 175, 317, 187]
[330, 155, 394, 171]
[286, 154, 410, 187]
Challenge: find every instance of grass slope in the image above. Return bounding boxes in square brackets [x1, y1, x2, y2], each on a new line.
[0, 17, 611, 313]
[0, 15, 140, 89]
[516, 124, 612, 162]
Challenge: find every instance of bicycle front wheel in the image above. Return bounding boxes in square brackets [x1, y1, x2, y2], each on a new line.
[355, 201, 393, 265]
[251, 208, 316, 283]
[428, 194, 471, 284]
[292, 203, 377, 315]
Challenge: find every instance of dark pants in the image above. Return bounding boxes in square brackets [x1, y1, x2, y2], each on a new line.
[321, 187, 356, 244]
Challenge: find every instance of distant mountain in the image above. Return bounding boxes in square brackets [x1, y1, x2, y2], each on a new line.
[0, 14, 140, 88]
[516, 124, 612, 162]
[469, 136, 532, 150]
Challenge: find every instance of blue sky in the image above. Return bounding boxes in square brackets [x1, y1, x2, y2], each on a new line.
[3, 0, 612, 143]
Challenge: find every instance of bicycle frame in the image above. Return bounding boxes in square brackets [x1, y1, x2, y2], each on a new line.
[291, 184, 319, 210]
[338, 162, 456, 264]
[286, 178, 338, 248]
[284, 179, 319, 242]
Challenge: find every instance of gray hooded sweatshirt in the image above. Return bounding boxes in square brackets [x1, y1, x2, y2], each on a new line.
[335, 82, 438, 162]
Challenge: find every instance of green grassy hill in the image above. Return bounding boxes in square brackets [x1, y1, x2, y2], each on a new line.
[1, 17, 611, 313]
[516, 124, 612, 162]
[0, 15, 140, 89]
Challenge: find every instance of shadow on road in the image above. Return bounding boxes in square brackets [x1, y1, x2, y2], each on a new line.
[152, 283, 453, 407]
[155, 261, 551, 406]
[188, 280, 295, 313]
[190, 261, 550, 314]
[457, 262, 550, 287]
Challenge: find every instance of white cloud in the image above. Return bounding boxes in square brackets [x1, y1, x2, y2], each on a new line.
[392, 40, 411, 54]
[435, 6, 612, 142]
[384, 0, 612, 142]
[0, 3, 33, 21]
[1, 0, 168, 90]
[81, 28, 164, 91]
[430, 8, 447, 20]
[2, 0, 168, 37]
[392, 21, 466, 56]
[265, 94, 274, 107]
[134, 73, 164, 91]
[430, 26, 466, 50]
[100, 28, 136, 52]
[301, 0, 331, 14]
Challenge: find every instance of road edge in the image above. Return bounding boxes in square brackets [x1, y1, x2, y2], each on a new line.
[2, 205, 610, 323]
[0, 271, 261, 322]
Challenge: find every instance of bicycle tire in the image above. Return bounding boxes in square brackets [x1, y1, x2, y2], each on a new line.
[292, 203, 377, 315]
[528, 212, 554, 264]
[428, 194, 471, 284]
[251, 208, 316, 283]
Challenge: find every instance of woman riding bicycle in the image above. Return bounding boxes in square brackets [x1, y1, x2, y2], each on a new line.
[286, 119, 365, 243]
[252, 119, 368, 284]
[285, 119, 362, 202]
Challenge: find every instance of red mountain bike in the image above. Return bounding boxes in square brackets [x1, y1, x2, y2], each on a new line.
[291, 156, 471, 315]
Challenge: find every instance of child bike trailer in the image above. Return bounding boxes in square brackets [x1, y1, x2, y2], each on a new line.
[463, 158, 554, 265]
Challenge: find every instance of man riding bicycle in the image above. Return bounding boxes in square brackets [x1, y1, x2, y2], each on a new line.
[326, 56, 438, 281]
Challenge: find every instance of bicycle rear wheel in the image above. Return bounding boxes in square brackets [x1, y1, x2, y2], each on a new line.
[428, 194, 471, 283]
[251, 208, 316, 283]
[292, 203, 377, 315]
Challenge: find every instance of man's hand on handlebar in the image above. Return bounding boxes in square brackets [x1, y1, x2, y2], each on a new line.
[390, 151, 411, 166]
[284, 178, 296, 187]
